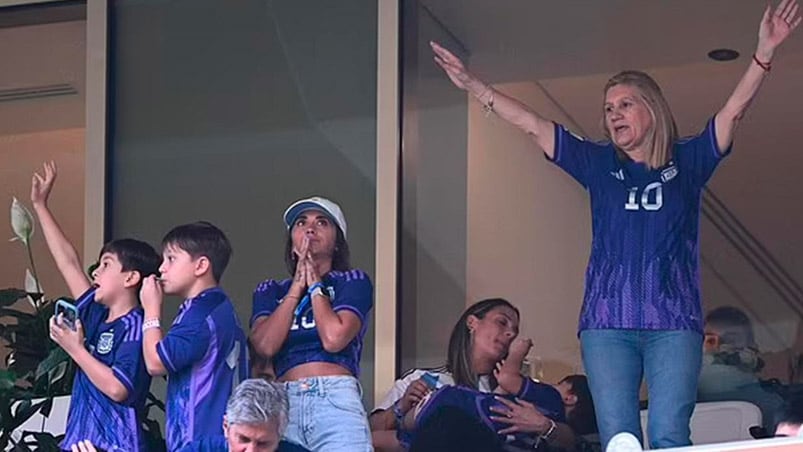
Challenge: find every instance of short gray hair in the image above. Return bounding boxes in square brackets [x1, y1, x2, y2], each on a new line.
[226, 379, 289, 434]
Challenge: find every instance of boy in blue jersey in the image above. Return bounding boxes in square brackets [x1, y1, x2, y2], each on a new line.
[139, 221, 248, 451]
[32, 161, 159, 452]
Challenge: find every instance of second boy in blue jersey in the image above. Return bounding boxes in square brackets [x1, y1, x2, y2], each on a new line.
[140, 222, 248, 451]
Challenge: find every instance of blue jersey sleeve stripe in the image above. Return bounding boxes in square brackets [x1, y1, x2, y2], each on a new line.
[127, 316, 143, 342]
[516, 376, 533, 399]
[249, 310, 273, 327]
[112, 366, 136, 397]
[75, 287, 96, 310]
[333, 305, 365, 324]
[156, 340, 178, 373]
[548, 122, 562, 162]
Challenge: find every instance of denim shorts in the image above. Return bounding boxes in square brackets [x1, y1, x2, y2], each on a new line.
[283, 375, 373, 451]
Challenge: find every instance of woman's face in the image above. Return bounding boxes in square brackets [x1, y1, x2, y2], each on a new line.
[290, 209, 338, 260]
[604, 84, 654, 154]
[468, 305, 520, 362]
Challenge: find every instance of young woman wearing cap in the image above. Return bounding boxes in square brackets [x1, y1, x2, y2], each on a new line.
[431, 1, 800, 449]
[250, 197, 374, 451]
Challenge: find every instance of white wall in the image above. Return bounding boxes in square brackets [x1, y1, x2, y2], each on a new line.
[0, 128, 85, 298]
[466, 81, 591, 381]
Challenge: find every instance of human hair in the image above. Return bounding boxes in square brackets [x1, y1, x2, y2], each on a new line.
[446, 298, 520, 389]
[161, 221, 232, 283]
[283, 227, 350, 276]
[705, 306, 755, 349]
[559, 374, 597, 435]
[226, 379, 290, 435]
[602, 70, 678, 169]
[98, 238, 160, 290]
[775, 394, 803, 431]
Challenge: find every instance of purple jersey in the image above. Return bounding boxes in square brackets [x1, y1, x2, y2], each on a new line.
[61, 288, 151, 452]
[251, 270, 373, 378]
[549, 118, 730, 333]
[157, 287, 248, 451]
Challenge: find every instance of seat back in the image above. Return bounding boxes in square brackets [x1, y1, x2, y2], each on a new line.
[639, 401, 762, 449]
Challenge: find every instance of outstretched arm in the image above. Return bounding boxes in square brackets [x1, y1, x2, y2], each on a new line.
[430, 41, 556, 158]
[31, 161, 91, 299]
[715, 0, 800, 152]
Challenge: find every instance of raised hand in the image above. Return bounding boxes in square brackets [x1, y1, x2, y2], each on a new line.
[304, 253, 323, 287]
[489, 397, 552, 435]
[508, 337, 534, 363]
[757, 0, 801, 60]
[49, 314, 85, 355]
[399, 378, 432, 414]
[71, 440, 98, 452]
[431, 41, 484, 93]
[288, 237, 310, 299]
[139, 275, 164, 318]
[31, 161, 57, 207]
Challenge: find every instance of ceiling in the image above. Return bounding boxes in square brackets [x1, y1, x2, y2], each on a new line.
[0, 12, 84, 137]
[421, 0, 803, 317]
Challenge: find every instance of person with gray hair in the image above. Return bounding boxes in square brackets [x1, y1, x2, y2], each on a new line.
[698, 306, 783, 432]
[179, 378, 309, 452]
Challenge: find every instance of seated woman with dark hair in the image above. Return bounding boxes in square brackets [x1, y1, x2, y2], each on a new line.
[371, 298, 588, 451]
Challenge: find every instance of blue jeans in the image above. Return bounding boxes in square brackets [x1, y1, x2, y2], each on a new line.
[581, 329, 702, 450]
[283, 375, 373, 451]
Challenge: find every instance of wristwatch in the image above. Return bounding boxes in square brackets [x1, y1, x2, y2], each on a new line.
[311, 286, 328, 299]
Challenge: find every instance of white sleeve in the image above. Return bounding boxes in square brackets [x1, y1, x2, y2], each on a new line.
[372, 369, 427, 413]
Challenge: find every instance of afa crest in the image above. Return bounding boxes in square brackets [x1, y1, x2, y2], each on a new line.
[97, 332, 115, 354]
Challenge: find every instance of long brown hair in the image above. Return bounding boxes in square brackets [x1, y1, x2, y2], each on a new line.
[602, 70, 678, 169]
[446, 298, 519, 390]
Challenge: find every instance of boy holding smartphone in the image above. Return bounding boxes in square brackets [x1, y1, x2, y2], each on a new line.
[32, 161, 160, 452]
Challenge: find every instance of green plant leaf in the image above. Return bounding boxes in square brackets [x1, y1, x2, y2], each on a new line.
[0, 369, 16, 390]
[0, 308, 37, 322]
[0, 289, 28, 308]
[47, 362, 67, 385]
[23, 431, 60, 451]
[35, 349, 68, 381]
[38, 397, 53, 418]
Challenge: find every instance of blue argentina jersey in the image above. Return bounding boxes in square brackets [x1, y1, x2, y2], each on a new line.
[157, 287, 249, 452]
[549, 118, 730, 333]
[61, 287, 151, 452]
[251, 269, 373, 378]
[403, 380, 565, 448]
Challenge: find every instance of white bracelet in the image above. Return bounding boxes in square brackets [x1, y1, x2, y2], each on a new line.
[142, 318, 161, 332]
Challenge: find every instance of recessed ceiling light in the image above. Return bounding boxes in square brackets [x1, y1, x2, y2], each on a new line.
[708, 48, 740, 61]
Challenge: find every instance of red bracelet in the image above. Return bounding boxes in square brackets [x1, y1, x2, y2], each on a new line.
[753, 54, 771, 72]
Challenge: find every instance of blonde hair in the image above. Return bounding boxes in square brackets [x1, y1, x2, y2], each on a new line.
[601, 70, 678, 169]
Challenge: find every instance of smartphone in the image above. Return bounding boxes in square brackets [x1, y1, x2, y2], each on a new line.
[55, 298, 79, 331]
[421, 372, 439, 390]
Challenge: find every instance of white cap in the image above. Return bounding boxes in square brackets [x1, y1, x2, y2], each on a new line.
[283, 196, 347, 238]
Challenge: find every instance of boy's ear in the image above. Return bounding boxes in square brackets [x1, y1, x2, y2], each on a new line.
[123, 270, 142, 289]
[194, 256, 211, 278]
